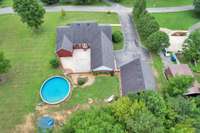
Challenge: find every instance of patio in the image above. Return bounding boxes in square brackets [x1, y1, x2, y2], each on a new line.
[60, 49, 91, 73]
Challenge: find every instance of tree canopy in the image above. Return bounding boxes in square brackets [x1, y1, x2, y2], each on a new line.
[133, 0, 146, 20]
[63, 107, 124, 133]
[136, 13, 160, 39]
[193, 0, 200, 13]
[41, 0, 59, 5]
[163, 76, 193, 97]
[182, 30, 200, 65]
[145, 31, 169, 53]
[13, 0, 45, 29]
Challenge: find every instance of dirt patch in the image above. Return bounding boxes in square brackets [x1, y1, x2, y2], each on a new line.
[0, 76, 7, 84]
[14, 113, 35, 133]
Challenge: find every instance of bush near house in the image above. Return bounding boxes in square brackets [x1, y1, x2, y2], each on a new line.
[145, 31, 169, 53]
[112, 31, 123, 43]
[49, 58, 59, 68]
[162, 76, 194, 97]
[77, 77, 88, 86]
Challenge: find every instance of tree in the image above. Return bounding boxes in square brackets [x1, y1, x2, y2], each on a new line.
[138, 91, 167, 118]
[13, 0, 45, 29]
[133, 0, 146, 20]
[0, 52, 11, 81]
[63, 107, 125, 133]
[111, 97, 165, 133]
[41, 0, 59, 5]
[182, 30, 200, 65]
[163, 76, 193, 97]
[145, 31, 169, 53]
[166, 96, 199, 122]
[112, 31, 123, 43]
[193, 0, 200, 13]
[137, 13, 160, 39]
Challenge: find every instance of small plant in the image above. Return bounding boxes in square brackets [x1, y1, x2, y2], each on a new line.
[49, 58, 59, 68]
[60, 8, 66, 17]
[107, 11, 111, 14]
[77, 77, 88, 86]
[112, 31, 123, 43]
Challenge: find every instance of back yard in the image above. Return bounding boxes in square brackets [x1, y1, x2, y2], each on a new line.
[0, 12, 120, 133]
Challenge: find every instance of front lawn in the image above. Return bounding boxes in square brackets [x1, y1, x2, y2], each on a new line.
[152, 11, 200, 30]
[119, 0, 193, 7]
[0, 12, 119, 133]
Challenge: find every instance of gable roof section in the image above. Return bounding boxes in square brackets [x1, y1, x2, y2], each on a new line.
[166, 64, 194, 77]
[56, 22, 115, 71]
[91, 30, 114, 70]
[120, 57, 155, 95]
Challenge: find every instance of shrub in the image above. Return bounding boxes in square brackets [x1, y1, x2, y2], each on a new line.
[49, 58, 59, 68]
[133, 0, 146, 19]
[77, 77, 88, 86]
[137, 13, 160, 39]
[162, 76, 194, 97]
[60, 8, 66, 17]
[193, 0, 200, 13]
[112, 31, 123, 43]
[145, 31, 169, 53]
[182, 30, 200, 65]
[41, 0, 59, 5]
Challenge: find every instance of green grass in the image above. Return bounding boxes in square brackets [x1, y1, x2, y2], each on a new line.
[152, 11, 200, 30]
[119, 0, 193, 7]
[151, 54, 166, 90]
[0, 0, 12, 7]
[195, 73, 200, 82]
[0, 12, 119, 133]
[147, 0, 193, 7]
[53, 76, 120, 111]
[112, 27, 124, 50]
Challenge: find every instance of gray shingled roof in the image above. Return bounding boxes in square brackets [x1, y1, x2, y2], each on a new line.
[120, 57, 155, 95]
[56, 22, 115, 71]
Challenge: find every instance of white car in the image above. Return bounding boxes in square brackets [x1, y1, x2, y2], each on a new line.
[163, 48, 171, 57]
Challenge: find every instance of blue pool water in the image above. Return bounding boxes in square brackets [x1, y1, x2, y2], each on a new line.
[40, 76, 70, 104]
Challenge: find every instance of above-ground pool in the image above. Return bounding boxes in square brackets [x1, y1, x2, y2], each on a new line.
[40, 76, 71, 104]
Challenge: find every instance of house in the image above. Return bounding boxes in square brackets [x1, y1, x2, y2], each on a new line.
[184, 81, 200, 96]
[120, 57, 155, 96]
[165, 64, 194, 79]
[56, 22, 115, 73]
